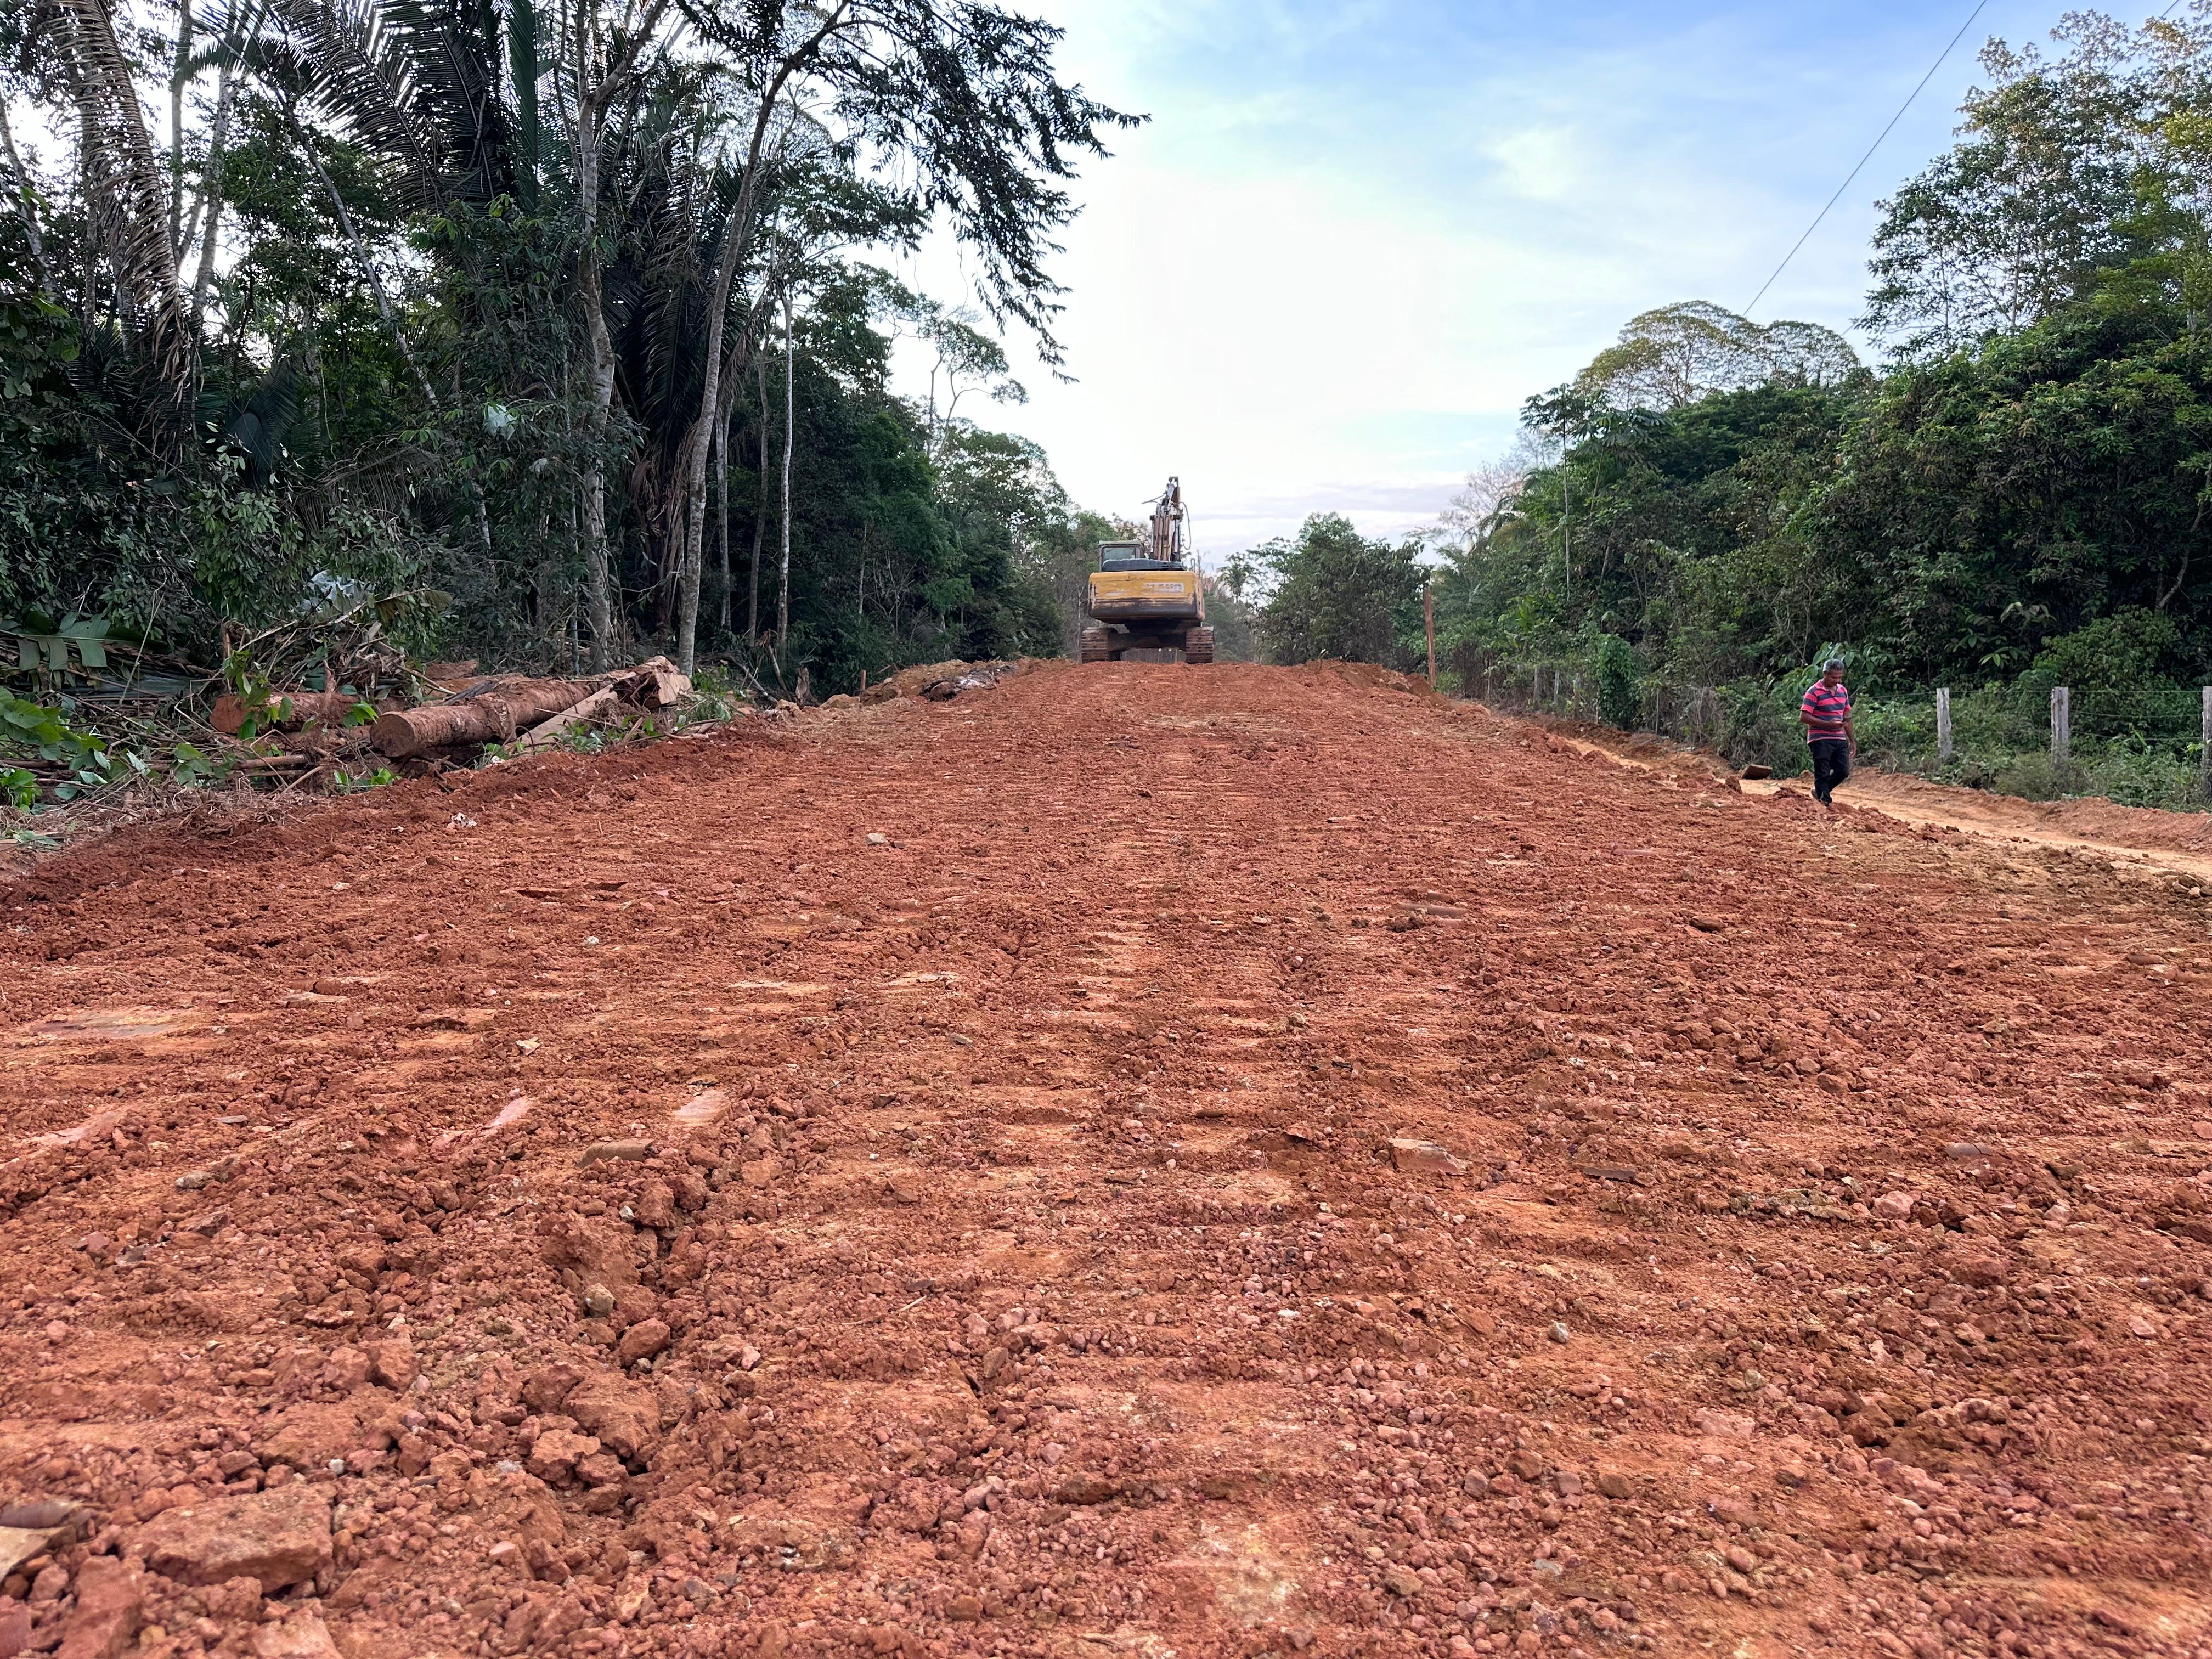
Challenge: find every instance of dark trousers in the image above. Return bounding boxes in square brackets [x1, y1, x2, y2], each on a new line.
[1809, 738, 1852, 803]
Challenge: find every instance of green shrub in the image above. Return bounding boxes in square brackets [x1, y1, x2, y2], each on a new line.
[1993, 752, 2089, 801]
[1711, 679, 1801, 772]
[1948, 682, 2047, 754]
[2025, 609, 2185, 696]
[1855, 698, 1936, 770]
[1594, 635, 1640, 730]
[2083, 735, 2196, 808]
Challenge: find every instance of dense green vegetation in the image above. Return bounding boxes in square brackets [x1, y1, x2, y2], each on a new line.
[1244, 12, 2212, 804]
[0, 0, 1131, 701]
[1226, 515, 1426, 670]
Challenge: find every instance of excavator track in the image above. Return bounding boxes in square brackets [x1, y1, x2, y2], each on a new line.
[1079, 627, 1112, 663]
[1183, 627, 1214, 664]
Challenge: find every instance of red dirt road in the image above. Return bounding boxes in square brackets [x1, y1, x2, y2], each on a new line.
[4, 662, 2211, 1659]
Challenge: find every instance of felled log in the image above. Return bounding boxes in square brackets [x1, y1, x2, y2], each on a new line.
[370, 657, 692, 759]
[211, 690, 357, 736]
[631, 665, 691, 708]
[515, 686, 617, 753]
[371, 679, 602, 759]
[588, 656, 689, 708]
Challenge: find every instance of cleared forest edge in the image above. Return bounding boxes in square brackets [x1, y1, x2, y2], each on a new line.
[1, 661, 2208, 1659]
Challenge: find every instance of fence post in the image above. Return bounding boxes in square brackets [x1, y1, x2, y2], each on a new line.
[2051, 686, 2070, 765]
[1936, 688, 1953, 762]
[1424, 583, 1436, 687]
[2201, 686, 2211, 788]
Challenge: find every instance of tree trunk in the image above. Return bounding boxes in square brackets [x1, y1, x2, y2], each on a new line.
[168, 0, 191, 257]
[371, 679, 602, 757]
[574, 90, 616, 671]
[673, 199, 749, 677]
[664, 16, 848, 673]
[298, 126, 435, 408]
[715, 377, 732, 630]
[562, 0, 678, 674]
[0, 97, 50, 289]
[750, 355, 766, 644]
[778, 288, 794, 651]
[187, 66, 236, 330]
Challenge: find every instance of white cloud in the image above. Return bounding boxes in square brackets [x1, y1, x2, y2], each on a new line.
[1482, 126, 1586, 203]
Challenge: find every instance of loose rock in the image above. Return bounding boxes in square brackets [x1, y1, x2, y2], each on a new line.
[578, 1140, 654, 1166]
[132, 1485, 334, 1593]
[1389, 1138, 1468, 1176]
[616, 1318, 671, 1365]
[250, 1611, 343, 1659]
[54, 1558, 140, 1659]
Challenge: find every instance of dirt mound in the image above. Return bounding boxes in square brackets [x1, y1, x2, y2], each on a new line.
[1293, 659, 1442, 698]
[2, 663, 2208, 1659]
[861, 657, 1056, 704]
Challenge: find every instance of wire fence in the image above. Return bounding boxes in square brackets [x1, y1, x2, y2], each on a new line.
[1448, 644, 2212, 811]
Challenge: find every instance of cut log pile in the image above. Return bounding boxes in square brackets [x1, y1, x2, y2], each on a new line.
[206, 658, 695, 781]
[374, 658, 691, 761]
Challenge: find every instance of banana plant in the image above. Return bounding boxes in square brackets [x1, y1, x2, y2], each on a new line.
[5, 613, 120, 686]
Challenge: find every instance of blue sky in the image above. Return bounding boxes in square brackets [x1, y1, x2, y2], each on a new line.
[889, 0, 2082, 554]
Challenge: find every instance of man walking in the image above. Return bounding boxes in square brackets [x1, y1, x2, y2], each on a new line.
[1799, 658, 1855, 806]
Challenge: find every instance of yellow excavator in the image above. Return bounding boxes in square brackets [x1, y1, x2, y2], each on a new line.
[1079, 477, 1213, 664]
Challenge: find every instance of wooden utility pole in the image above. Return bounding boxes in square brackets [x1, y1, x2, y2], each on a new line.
[2051, 686, 2070, 765]
[1424, 582, 1436, 687]
[1936, 687, 1952, 762]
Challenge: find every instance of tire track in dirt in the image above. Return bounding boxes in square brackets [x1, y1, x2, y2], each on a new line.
[1, 662, 2209, 1659]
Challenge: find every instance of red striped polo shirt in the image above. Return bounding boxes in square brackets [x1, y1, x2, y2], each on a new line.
[1801, 679, 1850, 739]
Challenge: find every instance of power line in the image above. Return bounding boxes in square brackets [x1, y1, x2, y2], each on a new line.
[1743, 0, 1993, 318]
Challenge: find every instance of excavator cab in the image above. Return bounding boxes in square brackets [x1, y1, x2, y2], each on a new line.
[1080, 478, 1214, 664]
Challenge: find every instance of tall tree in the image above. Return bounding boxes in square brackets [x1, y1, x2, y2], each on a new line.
[660, 0, 1138, 673]
[562, 0, 678, 665]
[1862, 17, 2166, 357]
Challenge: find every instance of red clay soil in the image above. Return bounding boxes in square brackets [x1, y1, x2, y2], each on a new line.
[3, 662, 2211, 1659]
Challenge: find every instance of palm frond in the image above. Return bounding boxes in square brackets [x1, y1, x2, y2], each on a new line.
[266, 0, 442, 206]
[40, 0, 194, 444]
[504, 0, 539, 202]
[219, 356, 307, 485]
[383, 0, 512, 203]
